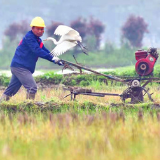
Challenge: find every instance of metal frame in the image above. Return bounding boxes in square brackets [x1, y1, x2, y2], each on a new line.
[61, 59, 159, 103]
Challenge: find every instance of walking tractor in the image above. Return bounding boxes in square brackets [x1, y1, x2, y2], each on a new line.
[61, 48, 159, 104]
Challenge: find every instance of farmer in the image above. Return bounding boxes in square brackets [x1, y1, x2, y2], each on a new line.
[0, 17, 62, 102]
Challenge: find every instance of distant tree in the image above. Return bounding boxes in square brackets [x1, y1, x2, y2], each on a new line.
[46, 21, 63, 37]
[85, 35, 97, 52]
[4, 23, 20, 41]
[87, 17, 105, 50]
[104, 42, 115, 54]
[121, 15, 149, 48]
[20, 20, 29, 35]
[4, 20, 29, 41]
[70, 17, 87, 39]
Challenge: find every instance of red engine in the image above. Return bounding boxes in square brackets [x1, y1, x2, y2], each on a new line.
[135, 48, 159, 76]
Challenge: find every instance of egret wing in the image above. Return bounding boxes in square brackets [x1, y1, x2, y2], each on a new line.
[54, 25, 79, 36]
[66, 29, 80, 37]
[61, 30, 82, 42]
[50, 41, 77, 57]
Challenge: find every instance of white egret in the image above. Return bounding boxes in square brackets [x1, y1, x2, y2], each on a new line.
[44, 25, 88, 57]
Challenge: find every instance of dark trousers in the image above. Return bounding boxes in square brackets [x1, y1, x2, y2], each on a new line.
[4, 67, 37, 96]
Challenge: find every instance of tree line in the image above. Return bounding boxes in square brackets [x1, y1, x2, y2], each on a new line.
[0, 15, 149, 69]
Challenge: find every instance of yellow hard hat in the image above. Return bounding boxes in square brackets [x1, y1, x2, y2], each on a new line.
[30, 17, 46, 27]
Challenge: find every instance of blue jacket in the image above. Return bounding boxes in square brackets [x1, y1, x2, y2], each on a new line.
[11, 30, 54, 73]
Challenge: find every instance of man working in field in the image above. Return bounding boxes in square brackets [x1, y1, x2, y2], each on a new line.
[0, 17, 62, 102]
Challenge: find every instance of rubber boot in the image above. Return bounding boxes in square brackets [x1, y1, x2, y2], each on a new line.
[26, 93, 35, 100]
[0, 94, 10, 103]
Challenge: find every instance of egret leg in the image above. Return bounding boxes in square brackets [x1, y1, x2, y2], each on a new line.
[73, 55, 78, 64]
[73, 55, 82, 74]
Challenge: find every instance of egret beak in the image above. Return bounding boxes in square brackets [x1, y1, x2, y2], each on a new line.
[43, 39, 47, 41]
[83, 51, 88, 55]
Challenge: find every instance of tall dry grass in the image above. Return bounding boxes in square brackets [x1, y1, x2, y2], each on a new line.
[0, 112, 159, 160]
[0, 85, 160, 159]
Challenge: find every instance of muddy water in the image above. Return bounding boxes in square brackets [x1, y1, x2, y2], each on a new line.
[0, 68, 114, 77]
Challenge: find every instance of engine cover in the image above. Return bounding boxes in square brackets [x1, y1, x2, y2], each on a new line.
[135, 48, 158, 76]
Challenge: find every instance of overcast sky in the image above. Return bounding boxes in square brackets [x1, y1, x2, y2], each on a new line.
[1, 0, 160, 48]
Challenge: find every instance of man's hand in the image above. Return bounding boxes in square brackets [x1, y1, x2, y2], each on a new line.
[57, 61, 64, 66]
[52, 57, 64, 66]
[52, 56, 60, 63]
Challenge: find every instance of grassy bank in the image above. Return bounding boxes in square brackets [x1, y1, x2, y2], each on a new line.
[1, 64, 160, 87]
[0, 84, 160, 112]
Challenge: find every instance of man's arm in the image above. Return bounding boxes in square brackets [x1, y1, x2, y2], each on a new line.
[24, 36, 54, 62]
[42, 45, 50, 53]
